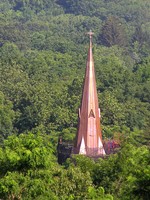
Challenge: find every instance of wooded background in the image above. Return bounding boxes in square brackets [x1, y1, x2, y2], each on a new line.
[0, 1, 150, 199]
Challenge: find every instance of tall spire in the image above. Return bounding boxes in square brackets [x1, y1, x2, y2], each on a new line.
[74, 31, 105, 157]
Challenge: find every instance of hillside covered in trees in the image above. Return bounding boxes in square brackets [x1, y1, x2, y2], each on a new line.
[0, 0, 150, 199]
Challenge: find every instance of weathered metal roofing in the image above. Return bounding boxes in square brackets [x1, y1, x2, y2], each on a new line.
[74, 31, 105, 157]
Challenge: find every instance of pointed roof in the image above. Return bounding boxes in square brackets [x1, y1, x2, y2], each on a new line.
[74, 31, 105, 157]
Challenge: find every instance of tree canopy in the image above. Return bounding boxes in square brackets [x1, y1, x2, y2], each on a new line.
[0, 0, 150, 199]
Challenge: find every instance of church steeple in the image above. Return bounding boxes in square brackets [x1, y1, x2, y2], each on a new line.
[74, 31, 105, 157]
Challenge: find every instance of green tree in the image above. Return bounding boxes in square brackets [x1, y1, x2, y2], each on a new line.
[88, 186, 113, 200]
[0, 42, 21, 64]
[100, 16, 127, 47]
[31, 32, 45, 50]
[0, 91, 14, 140]
[115, 144, 150, 200]
[100, 91, 125, 128]
[0, 133, 57, 199]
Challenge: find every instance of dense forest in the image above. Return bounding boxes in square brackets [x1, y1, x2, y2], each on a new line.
[0, 0, 150, 199]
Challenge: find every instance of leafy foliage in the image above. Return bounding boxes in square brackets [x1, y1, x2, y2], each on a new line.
[0, 91, 14, 140]
[0, 0, 150, 199]
[100, 16, 127, 47]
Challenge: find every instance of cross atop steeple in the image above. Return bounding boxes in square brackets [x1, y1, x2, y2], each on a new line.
[87, 30, 94, 47]
[87, 30, 94, 38]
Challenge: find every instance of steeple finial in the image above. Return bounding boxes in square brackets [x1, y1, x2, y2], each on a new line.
[87, 30, 94, 47]
[87, 30, 94, 38]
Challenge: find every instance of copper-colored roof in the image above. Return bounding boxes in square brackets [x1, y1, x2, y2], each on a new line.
[74, 31, 105, 156]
